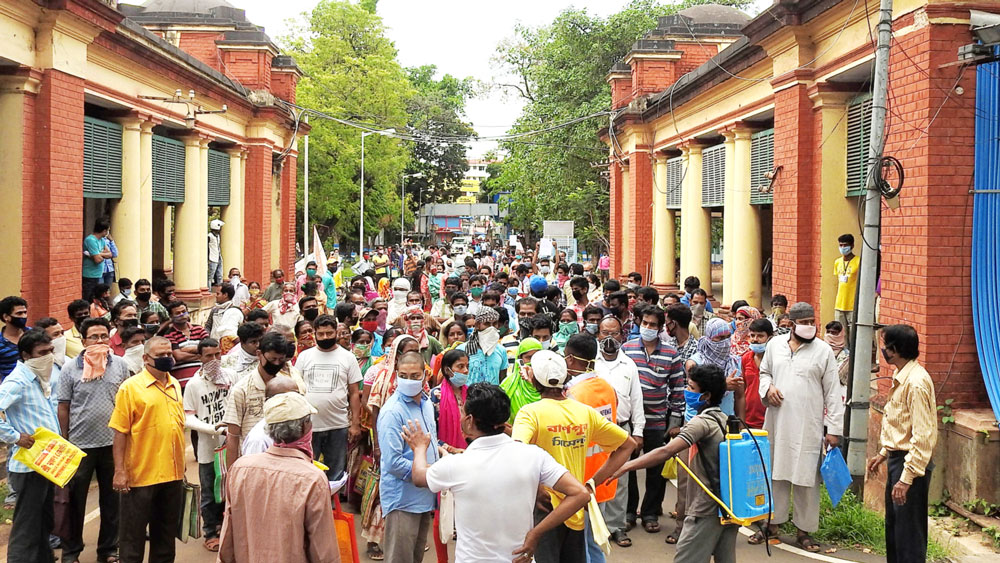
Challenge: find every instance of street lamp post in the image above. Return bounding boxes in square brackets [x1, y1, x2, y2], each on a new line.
[359, 128, 395, 253]
[401, 172, 423, 246]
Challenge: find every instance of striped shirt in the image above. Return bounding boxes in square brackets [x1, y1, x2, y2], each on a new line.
[162, 324, 209, 388]
[0, 332, 21, 379]
[878, 360, 938, 484]
[0, 362, 62, 473]
[622, 337, 685, 431]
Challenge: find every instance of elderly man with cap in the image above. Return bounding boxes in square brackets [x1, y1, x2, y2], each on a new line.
[757, 302, 843, 553]
[512, 351, 635, 563]
[459, 307, 508, 386]
[219, 391, 339, 563]
[208, 219, 224, 287]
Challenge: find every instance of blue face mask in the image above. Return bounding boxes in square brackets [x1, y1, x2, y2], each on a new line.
[749, 342, 767, 354]
[684, 389, 707, 411]
[396, 376, 424, 397]
[585, 323, 599, 335]
[449, 370, 469, 387]
[639, 327, 659, 342]
[507, 287, 519, 297]
[466, 327, 474, 338]
[839, 245, 852, 256]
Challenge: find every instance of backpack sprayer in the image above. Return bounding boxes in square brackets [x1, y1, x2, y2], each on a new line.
[672, 415, 774, 556]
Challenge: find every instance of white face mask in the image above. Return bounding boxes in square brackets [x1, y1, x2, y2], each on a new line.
[478, 326, 500, 354]
[793, 323, 817, 341]
[51, 336, 67, 367]
[231, 275, 241, 285]
[392, 289, 408, 304]
[123, 345, 145, 374]
[25, 354, 54, 396]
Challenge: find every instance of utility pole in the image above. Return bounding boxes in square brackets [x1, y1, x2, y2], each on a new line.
[303, 114, 309, 256]
[845, 0, 893, 478]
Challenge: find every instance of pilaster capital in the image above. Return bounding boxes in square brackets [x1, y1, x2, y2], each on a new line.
[0, 67, 42, 95]
[225, 145, 245, 156]
[179, 133, 212, 146]
[808, 83, 856, 107]
[679, 141, 704, 156]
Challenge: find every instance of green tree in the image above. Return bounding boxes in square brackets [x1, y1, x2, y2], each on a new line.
[284, 0, 411, 249]
[490, 0, 746, 252]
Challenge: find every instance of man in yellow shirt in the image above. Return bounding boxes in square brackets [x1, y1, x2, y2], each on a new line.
[109, 336, 186, 563]
[512, 350, 635, 562]
[833, 234, 860, 345]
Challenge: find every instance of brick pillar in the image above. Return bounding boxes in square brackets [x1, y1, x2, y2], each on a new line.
[27, 69, 85, 322]
[280, 155, 297, 273]
[771, 81, 817, 305]
[628, 149, 654, 281]
[244, 144, 274, 285]
[609, 161, 623, 276]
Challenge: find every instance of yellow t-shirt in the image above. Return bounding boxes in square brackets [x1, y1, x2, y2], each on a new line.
[512, 397, 628, 530]
[833, 255, 860, 311]
[108, 369, 186, 487]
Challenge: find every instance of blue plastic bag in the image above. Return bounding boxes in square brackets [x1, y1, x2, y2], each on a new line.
[821, 447, 852, 507]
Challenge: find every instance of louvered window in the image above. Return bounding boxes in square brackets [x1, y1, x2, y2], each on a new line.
[701, 144, 726, 207]
[750, 129, 774, 205]
[846, 93, 873, 196]
[152, 135, 186, 203]
[666, 157, 683, 209]
[83, 117, 122, 199]
[207, 149, 230, 206]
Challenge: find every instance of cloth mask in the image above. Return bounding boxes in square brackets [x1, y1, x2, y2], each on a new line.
[201, 358, 232, 388]
[8, 317, 27, 330]
[276, 428, 314, 459]
[448, 370, 469, 387]
[684, 389, 707, 412]
[353, 344, 370, 358]
[262, 361, 283, 376]
[317, 338, 337, 350]
[83, 344, 110, 382]
[153, 355, 175, 373]
[392, 290, 407, 304]
[478, 326, 500, 354]
[639, 327, 659, 342]
[690, 304, 706, 317]
[396, 376, 424, 397]
[749, 342, 767, 354]
[306, 269, 317, 277]
[302, 308, 319, 322]
[470, 287, 484, 298]
[51, 336, 67, 368]
[25, 354, 54, 397]
[360, 321, 378, 333]
[123, 345, 145, 373]
[793, 324, 817, 341]
[585, 323, 599, 336]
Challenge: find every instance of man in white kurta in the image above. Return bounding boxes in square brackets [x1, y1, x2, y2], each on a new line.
[758, 302, 843, 550]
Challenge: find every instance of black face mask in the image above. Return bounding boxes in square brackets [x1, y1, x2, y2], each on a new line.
[316, 338, 338, 350]
[135, 291, 151, 302]
[262, 361, 284, 376]
[303, 308, 319, 322]
[120, 318, 139, 329]
[571, 290, 584, 301]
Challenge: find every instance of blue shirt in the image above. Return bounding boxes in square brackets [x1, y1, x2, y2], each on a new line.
[680, 293, 714, 313]
[0, 332, 21, 379]
[377, 391, 437, 515]
[0, 362, 62, 473]
[457, 342, 508, 386]
[102, 237, 118, 274]
[83, 235, 105, 279]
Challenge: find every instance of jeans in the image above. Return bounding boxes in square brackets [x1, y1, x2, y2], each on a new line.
[62, 446, 119, 563]
[8, 471, 54, 563]
[584, 509, 605, 563]
[198, 462, 224, 539]
[119, 480, 183, 563]
[208, 261, 223, 287]
[312, 428, 348, 481]
[102, 270, 116, 286]
[886, 452, 932, 563]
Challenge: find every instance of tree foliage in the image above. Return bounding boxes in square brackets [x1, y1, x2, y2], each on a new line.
[489, 0, 745, 252]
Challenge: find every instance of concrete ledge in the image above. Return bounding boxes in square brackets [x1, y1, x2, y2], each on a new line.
[929, 515, 1000, 560]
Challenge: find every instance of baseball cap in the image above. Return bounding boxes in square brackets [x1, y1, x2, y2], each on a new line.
[263, 392, 317, 424]
[529, 275, 548, 294]
[531, 350, 569, 388]
[210, 219, 224, 230]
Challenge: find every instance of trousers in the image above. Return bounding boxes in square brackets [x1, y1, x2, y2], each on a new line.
[198, 463, 224, 539]
[533, 509, 585, 563]
[312, 428, 348, 481]
[673, 515, 738, 563]
[62, 446, 118, 562]
[8, 471, 54, 563]
[599, 421, 631, 534]
[383, 510, 432, 563]
[771, 478, 821, 533]
[886, 452, 932, 563]
[119, 480, 183, 563]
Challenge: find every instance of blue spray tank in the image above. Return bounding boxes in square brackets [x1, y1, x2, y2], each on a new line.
[718, 429, 772, 524]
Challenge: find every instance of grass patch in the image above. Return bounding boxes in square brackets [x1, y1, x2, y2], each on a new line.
[778, 487, 949, 561]
[0, 483, 12, 524]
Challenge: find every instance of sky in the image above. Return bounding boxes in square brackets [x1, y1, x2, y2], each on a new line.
[231, 0, 771, 157]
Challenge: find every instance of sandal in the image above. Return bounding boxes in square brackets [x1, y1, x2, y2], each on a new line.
[610, 530, 632, 547]
[748, 529, 769, 545]
[642, 519, 660, 533]
[203, 537, 220, 552]
[665, 524, 682, 544]
[796, 534, 821, 553]
[625, 517, 637, 532]
[367, 543, 384, 561]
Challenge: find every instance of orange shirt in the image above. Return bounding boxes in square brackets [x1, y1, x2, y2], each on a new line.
[566, 372, 619, 502]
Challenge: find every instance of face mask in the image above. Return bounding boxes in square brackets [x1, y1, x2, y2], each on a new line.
[306, 269, 317, 277]
[466, 327, 475, 338]
[572, 290, 585, 301]
[121, 318, 139, 329]
[275, 277, 285, 284]
[143, 323, 159, 335]
[507, 287, 519, 297]
[230, 275, 241, 285]
[600, 336, 621, 355]
[396, 376, 424, 397]
[8, 317, 26, 330]
[250, 288, 261, 297]
[121, 288, 132, 297]
[316, 337, 337, 350]
[262, 360, 284, 376]
[540, 340, 552, 350]
[627, 282, 639, 290]
[152, 355, 175, 373]
[540, 266, 551, 274]
[135, 291, 151, 302]
[408, 320, 424, 333]
[881, 347, 892, 363]
[690, 304, 706, 317]
[453, 305, 468, 316]
[283, 293, 296, 304]
[749, 342, 767, 354]
[276, 427, 314, 458]
[479, 326, 500, 351]
[354, 343, 370, 358]
[684, 389, 707, 411]
[51, 336, 67, 367]
[123, 345, 145, 373]
[302, 308, 319, 322]
[639, 327, 659, 342]
[25, 354, 54, 382]
[771, 306, 785, 316]
[448, 369, 469, 387]
[839, 246, 852, 256]
[470, 287, 484, 298]
[585, 323, 599, 335]
[793, 323, 817, 342]
[356, 321, 374, 333]
[392, 290, 407, 303]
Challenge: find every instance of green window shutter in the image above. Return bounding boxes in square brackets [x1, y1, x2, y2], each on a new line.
[207, 149, 230, 206]
[750, 128, 775, 205]
[152, 135, 186, 203]
[83, 117, 123, 199]
[846, 93, 873, 196]
[701, 143, 726, 207]
[666, 156, 683, 209]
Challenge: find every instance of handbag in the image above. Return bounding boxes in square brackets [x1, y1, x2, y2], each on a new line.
[437, 489, 455, 544]
[821, 447, 852, 508]
[212, 444, 228, 504]
[176, 480, 202, 543]
[354, 454, 376, 496]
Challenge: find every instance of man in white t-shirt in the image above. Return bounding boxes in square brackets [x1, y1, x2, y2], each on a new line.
[183, 338, 236, 552]
[294, 314, 362, 480]
[402, 383, 590, 563]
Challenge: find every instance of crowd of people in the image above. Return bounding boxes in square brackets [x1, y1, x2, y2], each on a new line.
[0, 230, 938, 563]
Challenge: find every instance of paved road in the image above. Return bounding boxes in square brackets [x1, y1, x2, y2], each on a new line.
[5, 445, 882, 562]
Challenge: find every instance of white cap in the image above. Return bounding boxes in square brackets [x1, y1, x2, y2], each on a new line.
[531, 350, 569, 388]
[263, 392, 317, 424]
[210, 219, 225, 230]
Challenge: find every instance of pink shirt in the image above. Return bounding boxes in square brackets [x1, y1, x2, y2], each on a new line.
[598, 256, 611, 270]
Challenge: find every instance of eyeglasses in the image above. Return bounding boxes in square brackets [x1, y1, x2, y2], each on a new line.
[85, 334, 111, 342]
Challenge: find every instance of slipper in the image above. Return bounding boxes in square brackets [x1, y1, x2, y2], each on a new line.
[367, 544, 384, 561]
[796, 534, 821, 553]
[665, 523, 682, 544]
[625, 518, 637, 532]
[642, 520, 660, 533]
[203, 538, 220, 552]
[610, 530, 632, 547]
